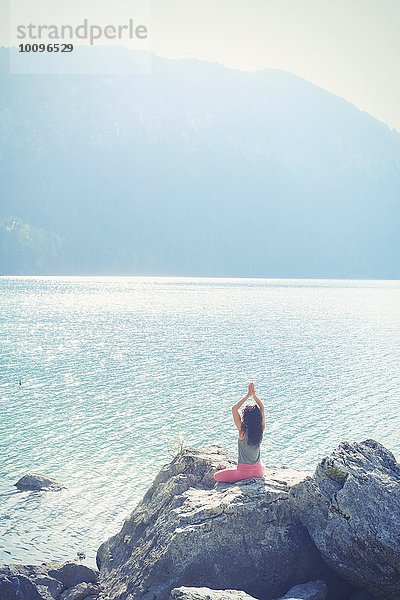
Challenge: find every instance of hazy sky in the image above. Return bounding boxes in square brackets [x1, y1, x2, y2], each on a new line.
[2, 0, 400, 130]
[150, 0, 400, 131]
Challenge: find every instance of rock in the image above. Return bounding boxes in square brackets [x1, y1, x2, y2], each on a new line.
[346, 592, 375, 600]
[276, 579, 327, 599]
[0, 565, 63, 599]
[60, 582, 100, 600]
[0, 572, 45, 600]
[170, 587, 257, 599]
[47, 563, 98, 588]
[15, 473, 65, 492]
[0, 562, 99, 600]
[290, 439, 400, 600]
[97, 445, 353, 600]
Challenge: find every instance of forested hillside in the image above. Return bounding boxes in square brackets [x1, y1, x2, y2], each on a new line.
[1, 47, 399, 277]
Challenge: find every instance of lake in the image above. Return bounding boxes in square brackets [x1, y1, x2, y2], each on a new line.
[1, 276, 399, 566]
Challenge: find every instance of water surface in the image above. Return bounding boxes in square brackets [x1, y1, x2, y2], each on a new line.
[1, 277, 399, 565]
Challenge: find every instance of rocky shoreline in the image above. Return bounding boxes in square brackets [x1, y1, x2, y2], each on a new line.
[1, 439, 399, 600]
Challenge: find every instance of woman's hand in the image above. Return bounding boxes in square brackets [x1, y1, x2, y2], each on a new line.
[232, 384, 254, 432]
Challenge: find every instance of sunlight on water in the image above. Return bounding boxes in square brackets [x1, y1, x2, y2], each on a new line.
[1, 276, 399, 565]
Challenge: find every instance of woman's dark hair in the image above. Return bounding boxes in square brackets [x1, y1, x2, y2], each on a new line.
[241, 405, 263, 446]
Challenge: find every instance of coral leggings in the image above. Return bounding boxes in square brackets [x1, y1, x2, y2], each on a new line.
[213, 462, 265, 483]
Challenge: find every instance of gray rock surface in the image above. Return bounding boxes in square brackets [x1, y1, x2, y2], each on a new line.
[170, 581, 329, 600]
[47, 563, 98, 588]
[97, 445, 352, 600]
[277, 579, 327, 599]
[15, 473, 65, 491]
[60, 582, 100, 600]
[0, 572, 45, 600]
[0, 562, 99, 600]
[346, 592, 375, 600]
[170, 587, 257, 599]
[290, 439, 400, 600]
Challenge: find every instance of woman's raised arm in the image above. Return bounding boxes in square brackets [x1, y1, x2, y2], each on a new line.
[232, 383, 253, 432]
[252, 390, 266, 432]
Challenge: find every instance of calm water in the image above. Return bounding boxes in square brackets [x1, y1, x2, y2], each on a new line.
[1, 277, 399, 566]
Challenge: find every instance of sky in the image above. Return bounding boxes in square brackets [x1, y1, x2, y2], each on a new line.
[151, 0, 400, 131]
[2, 0, 400, 131]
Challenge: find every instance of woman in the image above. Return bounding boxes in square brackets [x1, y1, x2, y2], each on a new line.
[213, 383, 266, 483]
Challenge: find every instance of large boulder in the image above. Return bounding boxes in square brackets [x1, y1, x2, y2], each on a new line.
[0, 562, 99, 600]
[15, 473, 65, 492]
[290, 439, 400, 600]
[97, 446, 352, 600]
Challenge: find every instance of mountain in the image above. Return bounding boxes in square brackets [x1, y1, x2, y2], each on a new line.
[0, 216, 61, 275]
[0, 46, 399, 277]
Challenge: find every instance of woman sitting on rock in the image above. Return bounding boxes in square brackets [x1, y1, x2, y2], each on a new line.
[214, 383, 266, 483]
